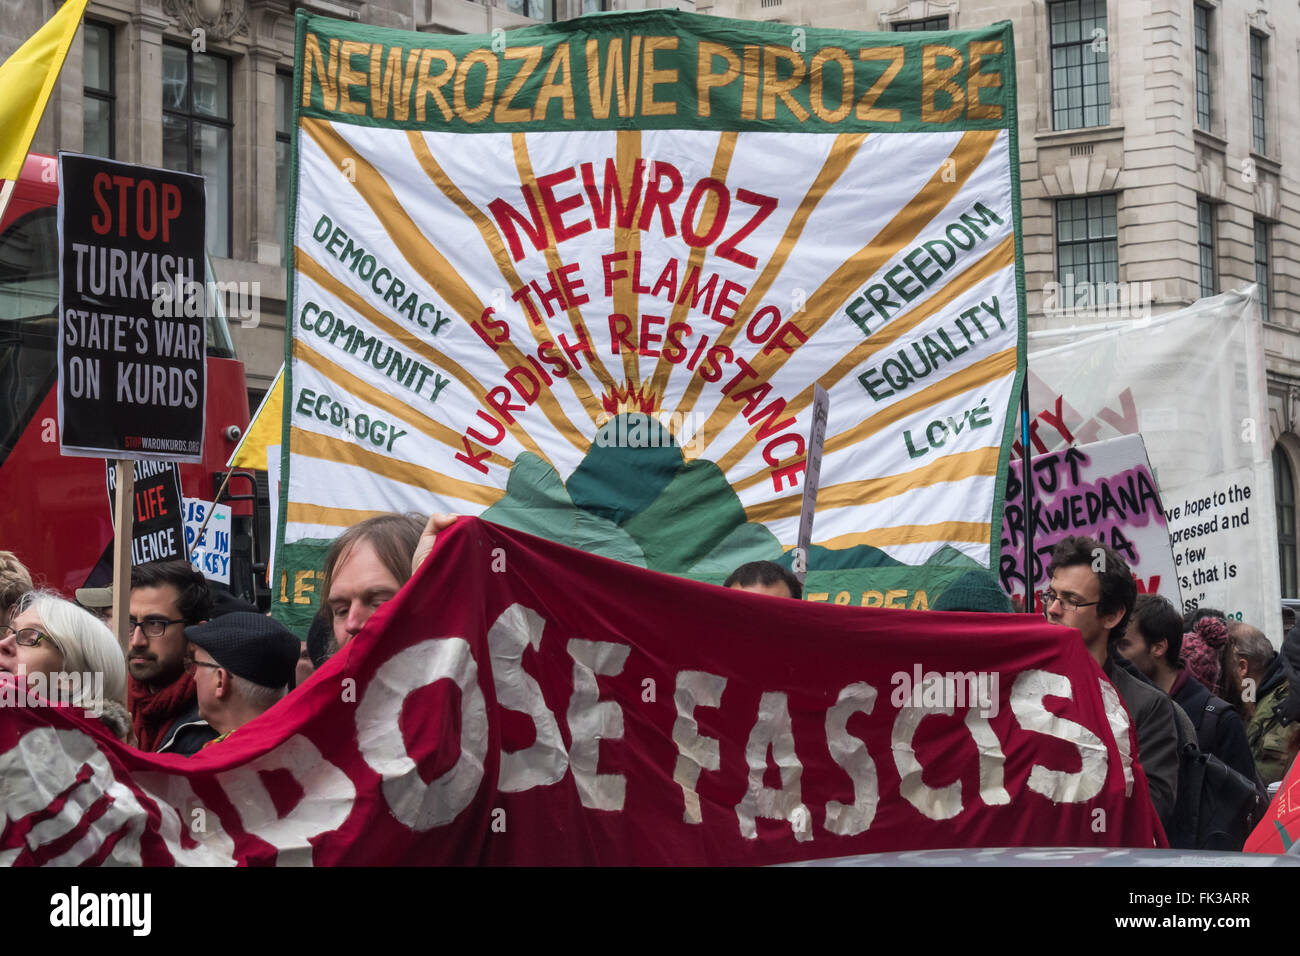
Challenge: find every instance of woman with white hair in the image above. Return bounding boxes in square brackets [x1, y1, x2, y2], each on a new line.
[0, 590, 131, 742]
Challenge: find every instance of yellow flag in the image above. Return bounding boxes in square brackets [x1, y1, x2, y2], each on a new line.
[228, 366, 284, 470]
[0, 0, 90, 181]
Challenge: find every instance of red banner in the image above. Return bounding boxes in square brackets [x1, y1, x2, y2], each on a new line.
[1245, 755, 1300, 854]
[0, 518, 1164, 865]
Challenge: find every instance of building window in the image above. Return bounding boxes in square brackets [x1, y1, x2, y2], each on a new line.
[276, 72, 292, 267]
[1255, 219, 1271, 321]
[1194, 4, 1211, 130]
[892, 16, 950, 31]
[83, 22, 113, 159]
[162, 44, 231, 258]
[1276, 446, 1296, 596]
[1197, 200, 1216, 298]
[1250, 32, 1266, 153]
[1049, 0, 1110, 130]
[505, 0, 554, 20]
[580, 0, 608, 10]
[1056, 194, 1118, 294]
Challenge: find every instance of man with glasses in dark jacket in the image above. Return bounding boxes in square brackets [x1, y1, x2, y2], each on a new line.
[127, 560, 218, 755]
[1042, 535, 1181, 831]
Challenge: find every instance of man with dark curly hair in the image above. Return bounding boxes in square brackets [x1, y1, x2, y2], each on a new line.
[724, 560, 802, 600]
[128, 560, 217, 755]
[1044, 535, 1182, 829]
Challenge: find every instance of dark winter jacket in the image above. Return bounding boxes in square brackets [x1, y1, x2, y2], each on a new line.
[157, 699, 219, 757]
[1248, 650, 1292, 785]
[1169, 667, 1258, 784]
[1105, 653, 1182, 829]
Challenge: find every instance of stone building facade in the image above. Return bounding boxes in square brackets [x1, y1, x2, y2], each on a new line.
[701, 0, 1300, 597]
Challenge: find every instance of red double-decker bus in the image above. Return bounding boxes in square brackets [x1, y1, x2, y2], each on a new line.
[0, 153, 253, 597]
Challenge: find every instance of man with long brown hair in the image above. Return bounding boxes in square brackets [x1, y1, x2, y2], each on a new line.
[319, 512, 457, 660]
[321, 513, 423, 655]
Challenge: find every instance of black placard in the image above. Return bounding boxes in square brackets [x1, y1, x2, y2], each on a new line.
[105, 460, 186, 565]
[57, 154, 206, 461]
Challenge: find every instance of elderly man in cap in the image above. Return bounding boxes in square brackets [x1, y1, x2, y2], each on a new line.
[74, 584, 114, 625]
[184, 612, 300, 748]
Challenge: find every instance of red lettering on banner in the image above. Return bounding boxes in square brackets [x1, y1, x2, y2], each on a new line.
[1038, 394, 1074, 446]
[87, 172, 183, 242]
[453, 328, 592, 475]
[770, 458, 807, 492]
[488, 155, 778, 268]
[455, 435, 492, 474]
[471, 308, 510, 350]
[1016, 380, 1148, 459]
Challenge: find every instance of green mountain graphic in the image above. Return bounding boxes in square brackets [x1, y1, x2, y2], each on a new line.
[484, 415, 783, 576]
[482, 413, 966, 584]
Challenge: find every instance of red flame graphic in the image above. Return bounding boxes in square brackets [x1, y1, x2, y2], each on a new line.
[601, 381, 659, 416]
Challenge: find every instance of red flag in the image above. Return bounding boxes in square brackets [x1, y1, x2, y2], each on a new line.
[1244, 754, 1300, 855]
[0, 518, 1164, 865]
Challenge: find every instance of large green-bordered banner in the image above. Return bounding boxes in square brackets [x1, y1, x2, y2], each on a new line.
[277, 9, 1026, 629]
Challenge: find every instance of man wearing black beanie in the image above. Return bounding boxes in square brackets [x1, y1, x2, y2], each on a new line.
[184, 612, 300, 749]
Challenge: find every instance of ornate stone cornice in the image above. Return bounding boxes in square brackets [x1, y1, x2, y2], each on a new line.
[162, 0, 250, 42]
[1197, 160, 1226, 201]
[1253, 178, 1280, 220]
[878, 1, 959, 29]
[1246, 6, 1274, 36]
[1038, 153, 1122, 197]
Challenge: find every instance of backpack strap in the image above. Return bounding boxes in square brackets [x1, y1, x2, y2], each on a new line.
[1201, 699, 1223, 746]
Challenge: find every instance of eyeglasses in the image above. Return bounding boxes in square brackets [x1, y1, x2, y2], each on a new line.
[1041, 589, 1102, 615]
[0, 625, 60, 651]
[183, 659, 221, 675]
[129, 617, 185, 638]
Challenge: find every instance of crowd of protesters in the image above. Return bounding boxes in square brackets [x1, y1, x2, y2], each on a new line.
[0, 515, 1296, 851]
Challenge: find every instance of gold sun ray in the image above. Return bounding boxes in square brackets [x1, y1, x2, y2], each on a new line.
[646, 131, 739, 399]
[711, 234, 1014, 477]
[508, 132, 617, 411]
[293, 337, 513, 471]
[405, 130, 611, 426]
[299, 117, 588, 456]
[291, 425, 506, 506]
[669, 132, 867, 428]
[610, 129, 644, 386]
[741, 446, 1001, 523]
[684, 130, 1001, 461]
[296, 248, 548, 465]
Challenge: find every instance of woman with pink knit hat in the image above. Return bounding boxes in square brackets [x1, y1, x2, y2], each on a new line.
[1181, 614, 1228, 692]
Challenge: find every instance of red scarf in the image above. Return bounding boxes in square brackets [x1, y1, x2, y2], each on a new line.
[129, 673, 197, 752]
